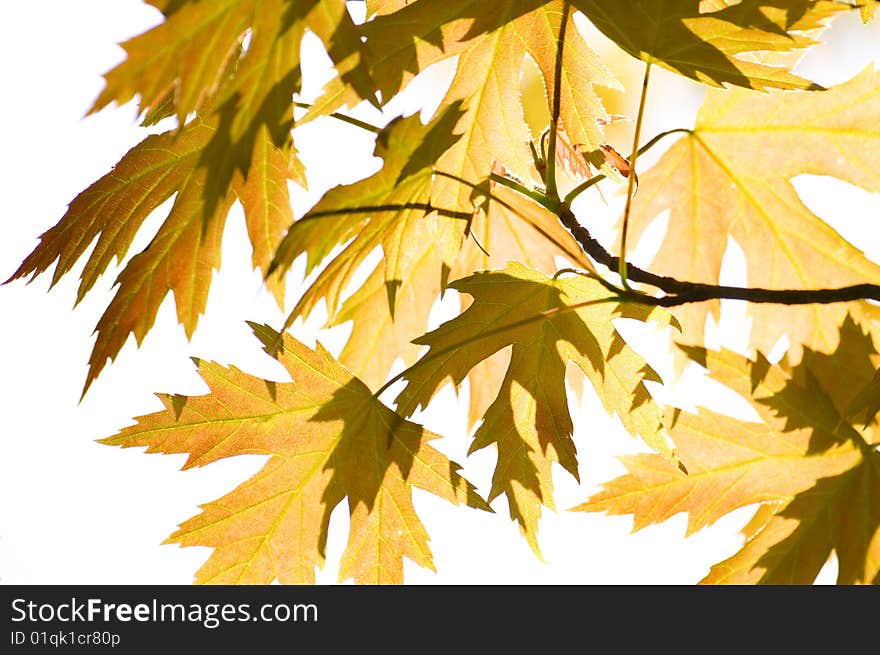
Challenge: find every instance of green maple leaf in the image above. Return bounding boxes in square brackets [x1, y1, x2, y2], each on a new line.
[395, 262, 675, 552]
[101, 323, 489, 584]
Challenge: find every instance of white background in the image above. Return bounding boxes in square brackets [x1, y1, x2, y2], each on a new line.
[2, 1, 880, 585]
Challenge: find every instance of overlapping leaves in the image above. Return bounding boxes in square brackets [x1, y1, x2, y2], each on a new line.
[396, 262, 675, 552]
[102, 323, 489, 584]
[308, 0, 621, 210]
[269, 110, 594, 390]
[268, 106, 466, 325]
[8, 0, 880, 585]
[626, 65, 880, 358]
[10, 0, 855, 393]
[573, 0, 848, 90]
[574, 316, 880, 584]
[7, 120, 294, 393]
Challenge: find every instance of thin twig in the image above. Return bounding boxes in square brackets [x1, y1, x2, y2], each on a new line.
[618, 62, 652, 290]
[563, 128, 691, 206]
[487, 173, 560, 213]
[543, 1, 572, 202]
[293, 101, 383, 134]
[372, 295, 622, 400]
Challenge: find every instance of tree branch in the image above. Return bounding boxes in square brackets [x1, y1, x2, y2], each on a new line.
[556, 206, 880, 307]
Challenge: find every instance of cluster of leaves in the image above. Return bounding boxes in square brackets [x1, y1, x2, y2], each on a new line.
[8, 0, 880, 583]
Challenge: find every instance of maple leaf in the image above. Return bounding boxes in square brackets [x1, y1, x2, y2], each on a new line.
[453, 174, 594, 279]
[307, 0, 620, 213]
[431, 0, 620, 212]
[574, 316, 880, 584]
[269, 109, 593, 392]
[847, 369, 880, 426]
[573, 0, 848, 90]
[705, 462, 880, 584]
[395, 262, 674, 552]
[91, 0, 376, 220]
[330, 220, 449, 390]
[625, 65, 880, 359]
[451, 182, 596, 426]
[236, 126, 298, 307]
[101, 323, 489, 584]
[365, 0, 411, 14]
[93, 0, 375, 128]
[6, 122, 293, 394]
[268, 105, 466, 325]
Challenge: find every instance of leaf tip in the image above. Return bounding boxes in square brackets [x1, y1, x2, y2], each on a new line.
[385, 279, 401, 317]
[677, 343, 708, 368]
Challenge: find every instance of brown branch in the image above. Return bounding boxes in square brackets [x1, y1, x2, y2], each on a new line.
[556, 206, 880, 307]
[278, 168, 880, 311]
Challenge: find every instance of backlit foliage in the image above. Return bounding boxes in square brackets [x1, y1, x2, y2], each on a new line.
[8, 0, 880, 584]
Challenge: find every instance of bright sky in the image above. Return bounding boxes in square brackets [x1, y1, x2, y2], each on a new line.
[2, 1, 880, 585]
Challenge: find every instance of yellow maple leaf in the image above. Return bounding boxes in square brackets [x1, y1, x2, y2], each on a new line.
[93, 0, 376, 127]
[307, 1, 620, 211]
[101, 323, 489, 584]
[331, 221, 448, 390]
[451, 184, 596, 426]
[626, 65, 880, 358]
[269, 106, 466, 324]
[7, 121, 294, 394]
[452, 182, 594, 279]
[91, 0, 373, 210]
[365, 0, 410, 15]
[574, 316, 880, 584]
[431, 0, 619, 212]
[395, 262, 674, 552]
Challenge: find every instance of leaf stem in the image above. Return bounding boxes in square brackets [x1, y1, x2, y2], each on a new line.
[563, 174, 605, 207]
[618, 62, 652, 291]
[562, 127, 692, 206]
[637, 127, 692, 156]
[372, 295, 622, 402]
[293, 101, 383, 134]
[543, 1, 571, 202]
[488, 173, 560, 213]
